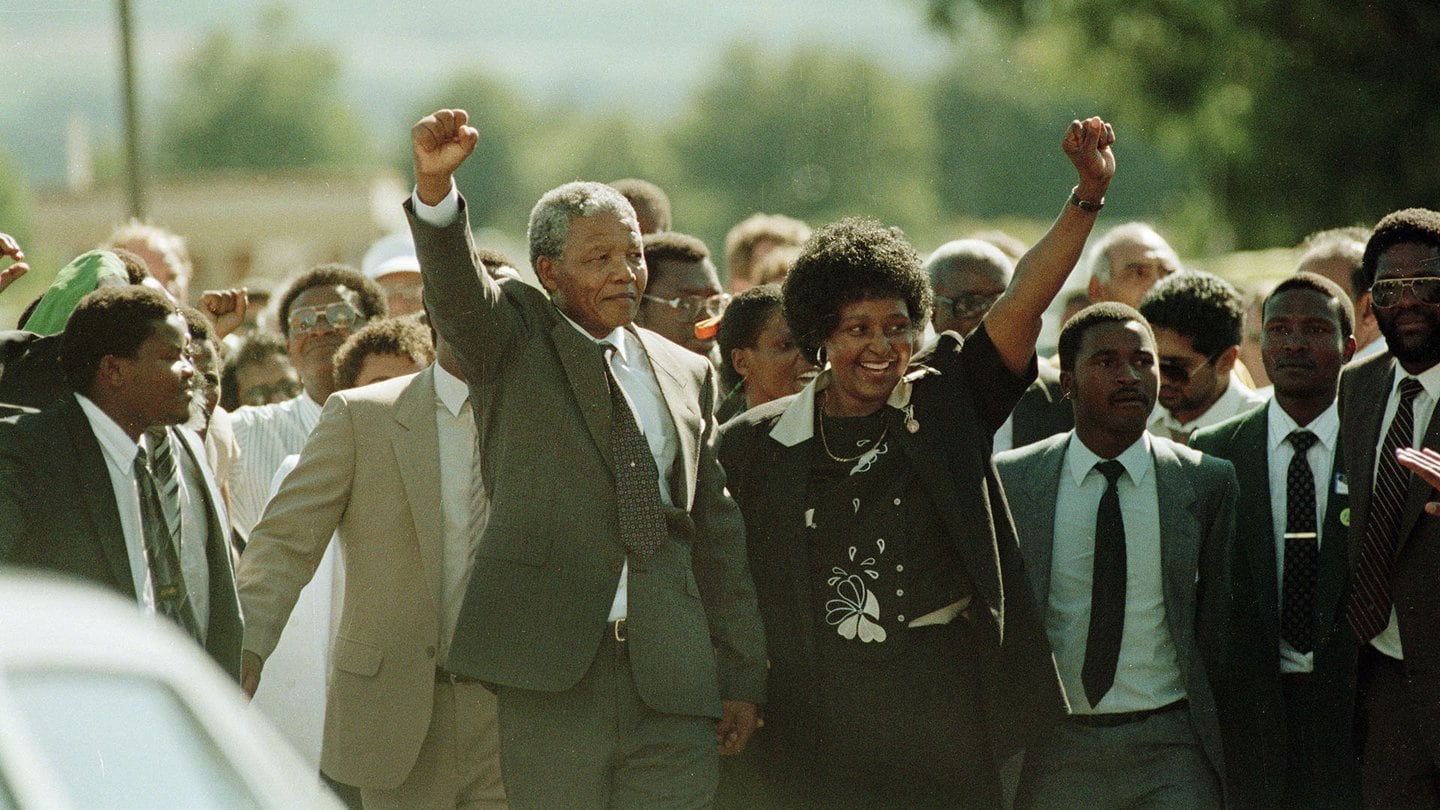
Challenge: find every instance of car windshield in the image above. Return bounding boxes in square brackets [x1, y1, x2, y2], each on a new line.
[6, 670, 258, 809]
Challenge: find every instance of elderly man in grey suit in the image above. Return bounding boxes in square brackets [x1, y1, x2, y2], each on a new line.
[405, 109, 767, 809]
[996, 303, 1236, 808]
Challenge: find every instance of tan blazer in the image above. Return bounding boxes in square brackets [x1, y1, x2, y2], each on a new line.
[238, 368, 448, 789]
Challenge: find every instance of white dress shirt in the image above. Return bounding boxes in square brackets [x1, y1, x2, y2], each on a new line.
[434, 362, 489, 661]
[1049, 432, 1187, 714]
[228, 393, 323, 537]
[413, 184, 682, 623]
[1266, 402, 1339, 673]
[76, 394, 155, 617]
[1370, 361, 1440, 659]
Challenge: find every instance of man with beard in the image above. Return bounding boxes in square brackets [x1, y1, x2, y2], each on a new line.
[1140, 271, 1267, 444]
[226, 265, 387, 541]
[1192, 274, 1360, 808]
[996, 303, 1235, 808]
[1337, 208, 1440, 807]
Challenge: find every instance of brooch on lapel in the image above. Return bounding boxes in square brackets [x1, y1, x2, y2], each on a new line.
[1334, 471, 1349, 495]
[902, 403, 919, 434]
[1340, 508, 1351, 528]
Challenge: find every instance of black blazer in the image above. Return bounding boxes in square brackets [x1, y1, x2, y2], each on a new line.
[1191, 402, 1359, 809]
[718, 326, 1067, 758]
[0, 330, 67, 411]
[1011, 362, 1074, 447]
[0, 396, 243, 678]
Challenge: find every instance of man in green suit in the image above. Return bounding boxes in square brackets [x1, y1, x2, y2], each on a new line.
[405, 109, 767, 809]
[1191, 272, 1360, 808]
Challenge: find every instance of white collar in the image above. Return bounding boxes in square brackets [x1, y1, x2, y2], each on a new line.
[75, 394, 143, 475]
[433, 363, 469, 417]
[1266, 399, 1339, 455]
[1065, 430, 1153, 486]
[1388, 359, 1440, 403]
[556, 309, 637, 366]
[769, 365, 922, 447]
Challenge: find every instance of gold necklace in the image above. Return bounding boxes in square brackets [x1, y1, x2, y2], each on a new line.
[818, 392, 888, 463]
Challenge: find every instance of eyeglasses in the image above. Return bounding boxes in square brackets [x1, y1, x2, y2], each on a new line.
[641, 292, 732, 320]
[1159, 350, 1222, 384]
[288, 301, 362, 334]
[933, 292, 1002, 320]
[1371, 277, 1440, 308]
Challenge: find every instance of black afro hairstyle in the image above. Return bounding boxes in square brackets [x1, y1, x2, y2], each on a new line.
[715, 284, 785, 389]
[1265, 272, 1355, 338]
[1057, 302, 1154, 372]
[781, 217, 931, 358]
[275, 263, 387, 339]
[1359, 208, 1440, 290]
[1138, 270, 1244, 357]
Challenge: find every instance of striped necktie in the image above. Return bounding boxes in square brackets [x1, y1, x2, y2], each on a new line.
[134, 445, 201, 641]
[145, 426, 184, 545]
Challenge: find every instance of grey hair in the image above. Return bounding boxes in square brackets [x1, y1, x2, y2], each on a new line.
[923, 238, 1015, 282]
[527, 182, 637, 270]
[1083, 221, 1179, 283]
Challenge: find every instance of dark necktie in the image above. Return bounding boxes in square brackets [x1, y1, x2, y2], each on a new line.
[134, 445, 202, 641]
[1348, 378, 1424, 642]
[600, 345, 666, 561]
[1282, 430, 1319, 654]
[1083, 459, 1127, 708]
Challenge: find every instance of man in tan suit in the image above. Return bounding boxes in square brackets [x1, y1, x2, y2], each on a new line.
[236, 336, 504, 809]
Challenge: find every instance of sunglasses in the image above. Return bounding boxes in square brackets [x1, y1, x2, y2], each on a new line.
[288, 301, 362, 334]
[641, 292, 732, 320]
[1159, 350, 1223, 384]
[1371, 277, 1440, 308]
[933, 292, 1002, 320]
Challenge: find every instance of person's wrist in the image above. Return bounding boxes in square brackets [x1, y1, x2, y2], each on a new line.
[415, 173, 453, 207]
[1070, 183, 1106, 212]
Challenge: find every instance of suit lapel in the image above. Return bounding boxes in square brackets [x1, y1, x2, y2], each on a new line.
[1233, 407, 1279, 640]
[1347, 358, 1393, 565]
[1315, 439, 1350, 650]
[1154, 440, 1201, 680]
[552, 320, 614, 471]
[637, 330, 700, 509]
[392, 368, 445, 609]
[170, 426, 242, 645]
[60, 399, 137, 596]
[1006, 434, 1068, 608]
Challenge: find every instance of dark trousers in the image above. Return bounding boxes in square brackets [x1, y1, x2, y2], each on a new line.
[496, 632, 717, 809]
[1358, 645, 1440, 808]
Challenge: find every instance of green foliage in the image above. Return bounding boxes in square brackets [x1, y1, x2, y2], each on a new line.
[156, 6, 370, 174]
[922, 0, 1440, 249]
[0, 149, 31, 249]
[669, 45, 940, 261]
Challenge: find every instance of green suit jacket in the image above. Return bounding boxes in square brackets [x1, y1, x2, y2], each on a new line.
[1191, 401, 1359, 809]
[407, 198, 766, 718]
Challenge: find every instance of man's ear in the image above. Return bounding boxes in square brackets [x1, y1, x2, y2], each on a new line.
[534, 255, 558, 294]
[732, 347, 752, 379]
[94, 354, 126, 394]
[1215, 344, 1240, 375]
[1342, 335, 1357, 363]
[1060, 369, 1075, 400]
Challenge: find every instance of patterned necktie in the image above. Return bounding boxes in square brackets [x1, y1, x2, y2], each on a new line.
[600, 344, 666, 561]
[1282, 430, 1319, 654]
[145, 426, 184, 546]
[1083, 459, 1127, 708]
[134, 445, 202, 641]
[1348, 377, 1424, 642]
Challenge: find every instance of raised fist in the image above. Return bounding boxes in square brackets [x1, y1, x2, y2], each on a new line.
[412, 109, 479, 205]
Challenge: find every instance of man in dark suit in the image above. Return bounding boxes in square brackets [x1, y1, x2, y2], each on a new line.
[924, 238, 1073, 451]
[1338, 207, 1440, 806]
[1191, 273, 1360, 808]
[996, 303, 1235, 808]
[405, 108, 767, 808]
[0, 286, 242, 677]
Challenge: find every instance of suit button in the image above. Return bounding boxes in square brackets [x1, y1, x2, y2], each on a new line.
[611, 560, 624, 573]
[426, 645, 436, 659]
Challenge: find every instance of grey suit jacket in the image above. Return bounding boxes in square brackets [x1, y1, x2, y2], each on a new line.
[995, 432, 1234, 789]
[1340, 351, 1440, 761]
[407, 197, 766, 719]
[238, 368, 456, 789]
[0, 396, 243, 678]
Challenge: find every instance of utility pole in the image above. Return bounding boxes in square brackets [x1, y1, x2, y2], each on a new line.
[117, 0, 146, 219]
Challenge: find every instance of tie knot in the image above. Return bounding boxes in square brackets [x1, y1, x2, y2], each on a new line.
[1095, 459, 1125, 485]
[1288, 429, 1318, 453]
[1400, 377, 1424, 403]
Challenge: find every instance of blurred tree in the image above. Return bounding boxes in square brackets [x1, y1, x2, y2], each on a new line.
[921, 0, 1440, 248]
[411, 71, 534, 231]
[670, 45, 940, 263]
[0, 149, 32, 249]
[156, 5, 370, 174]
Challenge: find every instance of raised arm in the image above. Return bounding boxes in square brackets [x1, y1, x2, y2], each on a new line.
[406, 108, 515, 383]
[983, 117, 1116, 374]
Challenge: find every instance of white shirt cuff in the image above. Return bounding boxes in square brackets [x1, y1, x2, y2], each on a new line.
[411, 181, 460, 227]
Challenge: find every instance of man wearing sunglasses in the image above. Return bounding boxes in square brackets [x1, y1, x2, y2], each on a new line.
[1139, 271, 1266, 445]
[227, 265, 387, 541]
[637, 231, 730, 358]
[925, 238, 1072, 451]
[1337, 208, 1440, 807]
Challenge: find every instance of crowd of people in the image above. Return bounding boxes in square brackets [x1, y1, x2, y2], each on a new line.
[2, 105, 1440, 810]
